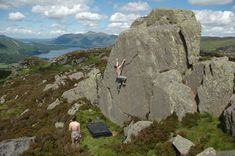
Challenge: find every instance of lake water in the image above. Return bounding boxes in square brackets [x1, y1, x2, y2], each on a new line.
[35, 47, 82, 60]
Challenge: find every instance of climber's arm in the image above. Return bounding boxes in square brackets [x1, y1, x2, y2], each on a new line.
[116, 58, 119, 67]
[119, 58, 126, 68]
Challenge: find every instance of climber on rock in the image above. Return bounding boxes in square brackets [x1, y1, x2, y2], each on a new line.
[114, 58, 127, 89]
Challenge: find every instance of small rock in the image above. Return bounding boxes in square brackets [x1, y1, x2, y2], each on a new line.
[15, 95, 19, 99]
[0, 95, 7, 104]
[47, 99, 61, 110]
[55, 122, 64, 128]
[23, 77, 26, 80]
[67, 103, 82, 115]
[74, 83, 78, 87]
[124, 121, 153, 143]
[20, 109, 29, 116]
[68, 72, 84, 80]
[24, 92, 28, 95]
[42, 80, 47, 84]
[197, 147, 216, 156]
[172, 135, 194, 155]
[0, 137, 35, 156]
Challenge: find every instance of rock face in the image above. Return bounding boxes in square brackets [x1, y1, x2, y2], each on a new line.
[98, 9, 200, 126]
[47, 99, 61, 110]
[221, 94, 235, 136]
[196, 147, 216, 156]
[0, 137, 35, 156]
[124, 121, 153, 143]
[62, 68, 100, 104]
[171, 135, 194, 155]
[185, 57, 235, 117]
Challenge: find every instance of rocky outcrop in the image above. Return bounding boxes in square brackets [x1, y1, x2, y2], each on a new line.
[47, 99, 61, 110]
[0, 137, 35, 156]
[221, 94, 235, 136]
[98, 9, 200, 126]
[185, 57, 235, 117]
[67, 103, 82, 115]
[0, 95, 6, 104]
[149, 70, 196, 121]
[217, 150, 235, 156]
[124, 121, 153, 143]
[171, 135, 194, 155]
[55, 122, 64, 128]
[43, 74, 67, 91]
[62, 68, 100, 104]
[196, 147, 216, 156]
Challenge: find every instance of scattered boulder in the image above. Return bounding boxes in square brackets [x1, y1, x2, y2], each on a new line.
[42, 80, 47, 84]
[55, 122, 64, 128]
[124, 121, 153, 143]
[196, 147, 216, 156]
[68, 72, 84, 80]
[67, 103, 82, 115]
[185, 57, 235, 117]
[43, 74, 67, 91]
[221, 94, 235, 136]
[171, 135, 194, 155]
[47, 99, 61, 110]
[98, 9, 200, 126]
[62, 68, 100, 104]
[0, 95, 6, 104]
[217, 150, 235, 156]
[20, 109, 29, 116]
[0, 137, 35, 156]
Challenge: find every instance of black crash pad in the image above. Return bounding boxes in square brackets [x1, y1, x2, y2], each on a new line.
[86, 122, 112, 138]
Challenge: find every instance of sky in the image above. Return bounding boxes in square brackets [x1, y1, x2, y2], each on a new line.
[0, 0, 235, 38]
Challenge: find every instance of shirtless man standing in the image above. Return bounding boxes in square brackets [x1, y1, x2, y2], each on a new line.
[114, 58, 127, 87]
[69, 116, 81, 146]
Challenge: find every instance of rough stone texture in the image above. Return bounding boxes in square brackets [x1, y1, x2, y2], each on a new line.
[149, 70, 197, 121]
[98, 9, 200, 126]
[47, 99, 61, 110]
[55, 122, 64, 128]
[185, 57, 235, 117]
[217, 150, 235, 156]
[67, 103, 82, 115]
[0, 137, 35, 156]
[62, 68, 100, 104]
[124, 121, 153, 143]
[221, 94, 235, 136]
[196, 147, 216, 156]
[68, 72, 84, 80]
[0, 95, 6, 104]
[43, 74, 67, 92]
[172, 135, 194, 155]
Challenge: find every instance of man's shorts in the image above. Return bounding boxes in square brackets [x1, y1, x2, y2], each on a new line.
[71, 131, 81, 143]
[116, 75, 127, 83]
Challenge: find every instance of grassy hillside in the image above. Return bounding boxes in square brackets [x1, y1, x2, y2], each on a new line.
[0, 48, 235, 155]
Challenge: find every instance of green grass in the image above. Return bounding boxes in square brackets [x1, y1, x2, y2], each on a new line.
[178, 113, 235, 151]
[77, 104, 123, 156]
[201, 38, 235, 52]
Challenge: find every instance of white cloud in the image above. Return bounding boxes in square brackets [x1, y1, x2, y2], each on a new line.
[8, 12, 25, 21]
[75, 12, 107, 21]
[120, 1, 150, 12]
[1, 27, 34, 35]
[0, 0, 90, 7]
[107, 22, 130, 29]
[194, 10, 235, 36]
[110, 12, 140, 22]
[32, 4, 89, 19]
[49, 30, 66, 35]
[188, 0, 233, 5]
[0, 4, 9, 9]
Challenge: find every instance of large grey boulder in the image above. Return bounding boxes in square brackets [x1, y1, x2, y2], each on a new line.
[99, 9, 200, 126]
[124, 121, 153, 143]
[149, 70, 197, 121]
[171, 135, 194, 155]
[62, 68, 100, 104]
[185, 57, 235, 117]
[197, 147, 216, 156]
[221, 94, 235, 136]
[0, 137, 35, 156]
[217, 150, 235, 156]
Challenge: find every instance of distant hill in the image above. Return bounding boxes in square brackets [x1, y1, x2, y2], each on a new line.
[51, 31, 117, 48]
[0, 35, 37, 63]
[200, 36, 235, 59]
